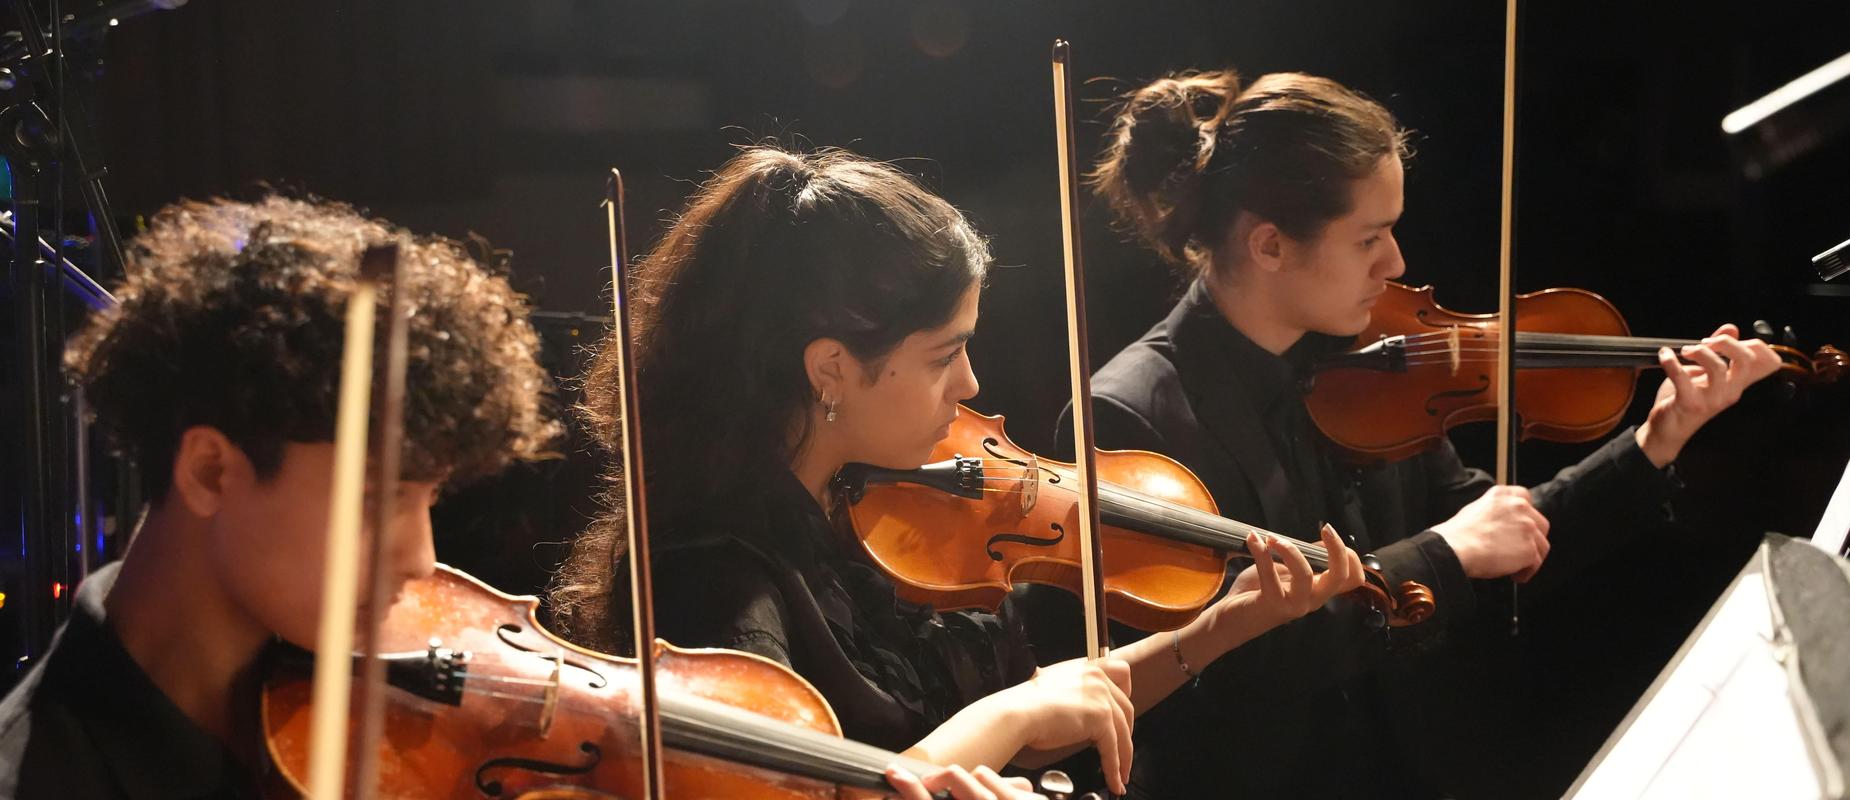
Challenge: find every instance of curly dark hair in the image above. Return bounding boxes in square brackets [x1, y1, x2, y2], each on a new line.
[64, 196, 561, 501]
[547, 146, 990, 651]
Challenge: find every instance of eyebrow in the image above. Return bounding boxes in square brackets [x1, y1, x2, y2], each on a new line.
[932, 329, 976, 350]
[1367, 217, 1400, 230]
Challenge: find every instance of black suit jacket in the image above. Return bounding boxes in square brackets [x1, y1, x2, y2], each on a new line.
[1035, 281, 1678, 797]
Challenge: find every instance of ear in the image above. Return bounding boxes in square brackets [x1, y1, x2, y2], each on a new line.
[802, 337, 852, 407]
[1245, 220, 1287, 275]
[168, 426, 250, 518]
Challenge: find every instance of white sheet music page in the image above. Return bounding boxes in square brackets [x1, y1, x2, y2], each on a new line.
[1568, 553, 1824, 799]
[1810, 457, 1850, 555]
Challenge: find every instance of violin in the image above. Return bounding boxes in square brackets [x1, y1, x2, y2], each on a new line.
[834, 406, 1436, 632]
[1305, 282, 1847, 463]
[261, 564, 991, 799]
[264, 173, 1099, 800]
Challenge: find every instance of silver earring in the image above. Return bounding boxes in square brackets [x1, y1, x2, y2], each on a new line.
[825, 397, 838, 423]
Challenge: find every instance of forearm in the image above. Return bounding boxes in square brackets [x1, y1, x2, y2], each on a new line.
[1117, 598, 1273, 717]
[900, 691, 1028, 771]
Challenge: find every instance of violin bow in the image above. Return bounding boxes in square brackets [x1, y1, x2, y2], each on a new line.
[306, 243, 408, 798]
[607, 168, 667, 798]
[1051, 40, 1111, 662]
[1495, 0, 1522, 634]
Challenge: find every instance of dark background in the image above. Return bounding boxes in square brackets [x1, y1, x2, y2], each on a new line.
[7, 0, 1849, 796]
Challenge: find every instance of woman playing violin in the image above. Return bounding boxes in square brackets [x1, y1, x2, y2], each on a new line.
[1032, 69, 1786, 797]
[0, 197, 560, 797]
[550, 145, 1371, 799]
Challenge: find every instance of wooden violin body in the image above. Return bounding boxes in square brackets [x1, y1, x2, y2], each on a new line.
[837, 408, 1434, 632]
[1309, 283, 1637, 462]
[1306, 282, 1846, 463]
[262, 565, 924, 799]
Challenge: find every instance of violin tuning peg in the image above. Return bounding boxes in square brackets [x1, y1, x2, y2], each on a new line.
[1752, 320, 1777, 339]
[1037, 770, 1076, 799]
[1782, 325, 1801, 348]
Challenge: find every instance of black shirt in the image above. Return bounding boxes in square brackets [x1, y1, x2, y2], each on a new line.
[1040, 280, 1680, 798]
[0, 563, 256, 799]
[648, 471, 1038, 754]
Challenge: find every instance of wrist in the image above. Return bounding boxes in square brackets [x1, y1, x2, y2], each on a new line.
[1206, 587, 1283, 650]
[1634, 420, 1680, 469]
[913, 688, 1025, 769]
[1433, 527, 1482, 578]
[980, 685, 1033, 756]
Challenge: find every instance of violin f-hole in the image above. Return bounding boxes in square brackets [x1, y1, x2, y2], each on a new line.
[1424, 375, 1491, 417]
[496, 624, 610, 689]
[985, 522, 1067, 561]
[474, 741, 603, 797]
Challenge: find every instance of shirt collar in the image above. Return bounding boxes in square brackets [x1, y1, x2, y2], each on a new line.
[44, 562, 254, 798]
[1174, 280, 1343, 413]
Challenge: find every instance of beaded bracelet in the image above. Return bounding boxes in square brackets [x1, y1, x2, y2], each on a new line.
[1172, 630, 1199, 688]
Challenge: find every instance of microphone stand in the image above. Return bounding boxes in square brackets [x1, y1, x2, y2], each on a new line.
[3, 0, 136, 667]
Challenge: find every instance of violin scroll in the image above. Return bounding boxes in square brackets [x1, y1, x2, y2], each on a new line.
[1769, 343, 1846, 386]
[1349, 557, 1436, 629]
[1750, 319, 1843, 399]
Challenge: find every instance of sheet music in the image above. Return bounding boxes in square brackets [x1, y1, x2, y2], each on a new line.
[1811, 457, 1850, 555]
[1568, 554, 1827, 799]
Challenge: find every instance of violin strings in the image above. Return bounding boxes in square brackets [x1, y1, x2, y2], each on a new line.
[1395, 344, 1682, 355]
[455, 691, 908, 783]
[1396, 354, 1694, 368]
[1393, 343, 1695, 357]
[378, 658, 918, 787]
[461, 673, 564, 689]
[1391, 329, 1698, 349]
[459, 686, 555, 704]
[1400, 340, 1697, 351]
[955, 469, 1334, 565]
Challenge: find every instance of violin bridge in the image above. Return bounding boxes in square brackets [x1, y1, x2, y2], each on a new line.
[1448, 327, 1462, 376]
[1020, 456, 1039, 516]
[540, 647, 564, 737]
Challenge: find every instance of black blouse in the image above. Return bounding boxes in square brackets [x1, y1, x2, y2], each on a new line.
[1040, 279, 1681, 798]
[648, 471, 1038, 753]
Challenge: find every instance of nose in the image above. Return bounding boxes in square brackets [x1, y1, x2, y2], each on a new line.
[1378, 234, 1406, 281]
[952, 351, 980, 403]
[394, 508, 438, 585]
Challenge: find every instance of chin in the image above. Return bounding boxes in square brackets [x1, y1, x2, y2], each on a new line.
[1323, 315, 1372, 338]
[864, 447, 935, 471]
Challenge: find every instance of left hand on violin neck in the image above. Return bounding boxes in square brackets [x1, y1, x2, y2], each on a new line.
[1635, 323, 1785, 467]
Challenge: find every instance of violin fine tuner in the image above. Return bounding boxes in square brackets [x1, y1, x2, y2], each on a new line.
[1037, 769, 1108, 800]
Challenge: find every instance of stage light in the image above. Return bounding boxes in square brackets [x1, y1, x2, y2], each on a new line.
[910, 1, 970, 59]
[805, 27, 864, 89]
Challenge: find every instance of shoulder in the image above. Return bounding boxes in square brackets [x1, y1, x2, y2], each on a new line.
[0, 663, 48, 794]
[0, 658, 44, 747]
[1054, 330, 1193, 458]
[1095, 346, 1183, 422]
[0, 644, 114, 797]
[653, 539, 798, 665]
[1091, 334, 1198, 448]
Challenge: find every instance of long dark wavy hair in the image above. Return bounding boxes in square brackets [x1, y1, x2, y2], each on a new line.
[548, 146, 991, 650]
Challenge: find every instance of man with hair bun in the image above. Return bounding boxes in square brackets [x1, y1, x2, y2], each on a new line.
[1033, 69, 1782, 797]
